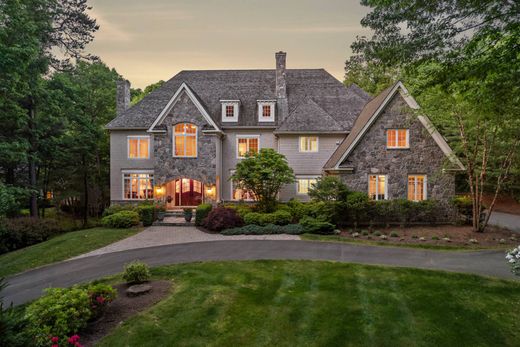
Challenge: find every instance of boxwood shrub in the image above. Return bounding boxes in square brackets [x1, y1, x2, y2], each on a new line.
[222, 223, 304, 235]
[195, 203, 212, 226]
[243, 210, 292, 226]
[300, 216, 335, 234]
[101, 210, 140, 228]
[123, 261, 151, 284]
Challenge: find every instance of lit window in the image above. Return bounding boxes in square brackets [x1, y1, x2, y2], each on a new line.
[221, 101, 239, 122]
[237, 136, 259, 158]
[257, 101, 275, 122]
[297, 178, 317, 195]
[128, 136, 150, 159]
[173, 123, 197, 157]
[387, 129, 409, 148]
[299, 136, 318, 152]
[232, 183, 255, 201]
[123, 173, 153, 200]
[369, 175, 387, 200]
[408, 175, 427, 201]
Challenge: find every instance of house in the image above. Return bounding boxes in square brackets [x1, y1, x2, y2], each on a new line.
[106, 52, 463, 212]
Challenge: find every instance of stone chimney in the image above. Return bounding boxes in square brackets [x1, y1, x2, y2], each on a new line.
[275, 51, 288, 121]
[116, 79, 131, 116]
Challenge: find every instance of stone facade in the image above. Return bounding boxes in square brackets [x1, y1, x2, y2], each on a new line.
[153, 92, 217, 186]
[338, 94, 455, 205]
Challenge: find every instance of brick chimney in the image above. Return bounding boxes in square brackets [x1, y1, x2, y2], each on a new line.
[275, 51, 288, 121]
[116, 79, 131, 116]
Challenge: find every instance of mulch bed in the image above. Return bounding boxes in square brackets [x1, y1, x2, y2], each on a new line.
[80, 280, 172, 347]
[340, 225, 518, 248]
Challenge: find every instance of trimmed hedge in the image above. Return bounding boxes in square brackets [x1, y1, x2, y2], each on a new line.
[222, 223, 304, 235]
[101, 210, 140, 228]
[137, 205, 155, 226]
[202, 207, 244, 232]
[243, 210, 292, 226]
[195, 203, 212, 226]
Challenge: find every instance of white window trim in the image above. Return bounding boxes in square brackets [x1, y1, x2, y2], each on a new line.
[221, 100, 240, 122]
[172, 123, 198, 158]
[121, 171, 154, 201]
[257, 101, 276, 122]
[296, 176, 319, 195]
[368, 174, 388, 200]
[299, 136, 319, 153]
[408, 175, 428, 201]
[127, 135, 150, 159]
[386, 129, 410, 149]
[236, 135, 261, 159]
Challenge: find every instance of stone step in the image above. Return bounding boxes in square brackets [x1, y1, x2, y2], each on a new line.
[152, 221, 194, 227]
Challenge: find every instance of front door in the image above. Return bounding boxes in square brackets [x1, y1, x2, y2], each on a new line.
[166, 179, 203, 207]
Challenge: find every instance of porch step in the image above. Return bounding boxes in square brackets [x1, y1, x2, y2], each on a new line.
[153, 216, 194, 227]
[153, 221, 193, 227]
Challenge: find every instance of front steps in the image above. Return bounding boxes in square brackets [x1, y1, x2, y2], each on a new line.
[153, 209, 196, 226]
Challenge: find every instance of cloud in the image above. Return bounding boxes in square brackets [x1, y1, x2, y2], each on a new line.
[88, 8, 133, 43]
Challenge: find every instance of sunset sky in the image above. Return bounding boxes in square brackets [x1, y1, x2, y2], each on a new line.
[86, 0, 371, 89]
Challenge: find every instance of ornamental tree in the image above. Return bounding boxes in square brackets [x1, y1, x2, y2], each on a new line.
[308, 176, 350, 202]
[231, 149, 295, 212]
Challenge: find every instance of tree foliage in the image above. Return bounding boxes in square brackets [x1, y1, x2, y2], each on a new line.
[231, 149, 295, 212]
[308, 176, 350, 202]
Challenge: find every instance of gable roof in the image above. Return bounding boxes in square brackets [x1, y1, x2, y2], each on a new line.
[275, 98, 344, 133]
[324, 81, 465, 170]
[105, 69, 370, 132]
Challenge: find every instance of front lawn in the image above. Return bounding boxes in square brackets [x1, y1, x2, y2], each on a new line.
[0, 227, 139, 277]
[98, 261, 520, 346]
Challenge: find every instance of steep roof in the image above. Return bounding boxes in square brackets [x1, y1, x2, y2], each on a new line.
[275, 98, 344, 133]
[324, 81, 465, 170]
[106, 69, 370, 131]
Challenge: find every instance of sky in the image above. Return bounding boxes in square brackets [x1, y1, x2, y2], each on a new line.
[86, 0, 372, 89]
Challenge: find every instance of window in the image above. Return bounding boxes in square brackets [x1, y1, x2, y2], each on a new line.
[173, 123, 197, 157]
[369, 175, 387, 200]
[408, 175, 427, 201]
[299, 136, 318, 152]
[230, 170, 255, 201]
[221, 101, 239, 122]
[257, 101, 275, 122]
[123, 173, 153, 200]
[127, 136, 150, 159]
[297, 177, 318, 195]
[236, 135, 259, 158]
[386, 129, 409, 148]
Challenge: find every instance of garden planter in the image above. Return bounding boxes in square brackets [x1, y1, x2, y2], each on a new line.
[184, 209, 193, 222]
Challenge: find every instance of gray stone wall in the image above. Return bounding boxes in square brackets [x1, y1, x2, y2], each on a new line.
[153, 91, 217, 185]
[339, 93, 455, 209]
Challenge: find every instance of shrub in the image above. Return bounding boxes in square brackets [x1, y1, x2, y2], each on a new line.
[1, 217, 62, 254]
[202, 207, 244, 232]
[452, 195, 473, 223]
[102, 203, 136, 217]
[287, 200, 336, 223]
[394, 199, 413, 227]
[390, 231, 399, 237]
[101, 210, 140, 228]
[221, 223, 304, 235]
[123, 261, 151, 284]
[300, 216, 335, 234]
[137, 204, 155, 226]
[195, 203, 212, 226]
[86, 283, 117, 317]
[506, 246, 520, 276]
[243, 210, 292, 226]
[346, 192, 369, 229]
[308, 176, 350, 202]
[373, 231, 382, 236]
[0, 278, 31, 347]
[25, 287, 91, 347]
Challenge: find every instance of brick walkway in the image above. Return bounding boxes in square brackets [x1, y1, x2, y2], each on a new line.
[72, 226, 301, 259]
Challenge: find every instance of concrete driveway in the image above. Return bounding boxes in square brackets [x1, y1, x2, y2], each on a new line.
[4, 240, 515, 306]
[489, 211, 520, 232]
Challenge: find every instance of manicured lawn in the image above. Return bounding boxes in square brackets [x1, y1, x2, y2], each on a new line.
[301, 233, 510, 251]
[0, 227, 139, 277]
[98, 261, 520, 347]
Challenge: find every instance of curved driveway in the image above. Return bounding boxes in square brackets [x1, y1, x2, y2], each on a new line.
[4, 240, 516, 306]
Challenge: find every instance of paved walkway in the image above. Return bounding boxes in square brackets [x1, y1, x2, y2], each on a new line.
[72, 226, 300, 259]
[489, 211, 520, 232]
[4, 240, 515, 306]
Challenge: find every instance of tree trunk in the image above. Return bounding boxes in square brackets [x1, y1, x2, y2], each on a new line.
[82, 155, 88, 227]
[28, 102, 38, 218]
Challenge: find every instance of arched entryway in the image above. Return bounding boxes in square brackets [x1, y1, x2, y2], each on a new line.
[165, 178, 204, 208]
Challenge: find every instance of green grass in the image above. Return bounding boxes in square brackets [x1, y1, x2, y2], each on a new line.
[301, 233, 509, 251]
[0, 227, 139, 277]
[98, 261, 520, 347]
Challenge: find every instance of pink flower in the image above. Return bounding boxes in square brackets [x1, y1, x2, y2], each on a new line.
[52, 344, 59, 347]
[96, 296, 105, 304]
[51, 336, 59, 343]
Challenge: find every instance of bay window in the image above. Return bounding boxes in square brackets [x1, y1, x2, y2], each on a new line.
[173, 123, 197, 157]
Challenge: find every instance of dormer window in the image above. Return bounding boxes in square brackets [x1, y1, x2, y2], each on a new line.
[221, 100, 239, 122]
[257, 100, 275, 122]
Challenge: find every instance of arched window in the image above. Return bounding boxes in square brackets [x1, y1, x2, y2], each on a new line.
[173, 123, 197, 157]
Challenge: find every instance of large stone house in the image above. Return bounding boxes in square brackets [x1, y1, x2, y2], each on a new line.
[106, 52, 463, 210]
